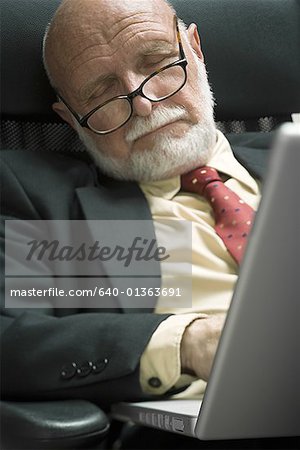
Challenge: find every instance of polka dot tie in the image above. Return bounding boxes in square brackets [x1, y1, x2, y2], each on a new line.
[181, 166, 255, 265]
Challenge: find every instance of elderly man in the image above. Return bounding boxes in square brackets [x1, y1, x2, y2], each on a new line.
[41, 0, 246, 397]
[1, 0, 270, 439]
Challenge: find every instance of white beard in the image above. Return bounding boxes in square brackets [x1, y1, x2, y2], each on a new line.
[74, 56, 217, 182]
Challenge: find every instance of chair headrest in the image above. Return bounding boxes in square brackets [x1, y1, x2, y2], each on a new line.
[1, 0, 300, 122]
[172, 0, 300, 121]
[1, 0, 60, 121]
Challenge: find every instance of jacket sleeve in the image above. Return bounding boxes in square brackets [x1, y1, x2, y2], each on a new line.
[0, 307, 170, 408]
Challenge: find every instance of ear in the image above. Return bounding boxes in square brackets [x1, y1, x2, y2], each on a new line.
[52, 101, 76, 129]
[187, 23, 204, 61]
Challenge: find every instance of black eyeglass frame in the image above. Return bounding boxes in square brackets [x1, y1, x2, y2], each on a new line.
[57, 16, 188, 135]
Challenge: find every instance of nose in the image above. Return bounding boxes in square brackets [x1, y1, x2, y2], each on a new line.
[132, 95, 153, 117]
[123, 72, 153, 117]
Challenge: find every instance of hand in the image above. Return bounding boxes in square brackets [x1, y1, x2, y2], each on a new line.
[180, 313, 226, 381]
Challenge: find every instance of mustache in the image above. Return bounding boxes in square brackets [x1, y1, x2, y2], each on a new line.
[125, 105, 189, 143]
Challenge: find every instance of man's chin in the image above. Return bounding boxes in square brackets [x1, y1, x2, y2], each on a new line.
[88, 145, 210, 182]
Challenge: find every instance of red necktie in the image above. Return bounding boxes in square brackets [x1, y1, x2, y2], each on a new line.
[181, 167, 255, 265]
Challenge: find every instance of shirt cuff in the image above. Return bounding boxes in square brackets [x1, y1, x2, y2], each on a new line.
[140, 313, 208, 395]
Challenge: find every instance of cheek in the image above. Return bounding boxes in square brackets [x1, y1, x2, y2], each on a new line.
[172, 61, 204, 120]
[92, 130, 131, 159]
[170, 85, 202, 123]
[185, 62, 202, 98]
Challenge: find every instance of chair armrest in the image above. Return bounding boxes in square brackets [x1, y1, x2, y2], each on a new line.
[0, 399, 110, 449]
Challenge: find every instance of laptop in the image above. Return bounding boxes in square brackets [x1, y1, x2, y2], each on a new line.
[111, 123, 300, 440]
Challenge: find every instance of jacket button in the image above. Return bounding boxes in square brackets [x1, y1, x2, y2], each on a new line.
[92, 358, 109, 374]
[61, 362, 77, 380]
[77, 361, 93, 377]
[148, 377, 162, 388]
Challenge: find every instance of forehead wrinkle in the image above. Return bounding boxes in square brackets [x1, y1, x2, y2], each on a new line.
[109, 8, 171, 28]
[121, 26, 174, 56]
[109, 12, 151, 38]
[105, 18, 163, 46]
[68, 38, 119, 72]
[68, 18, 169, 73]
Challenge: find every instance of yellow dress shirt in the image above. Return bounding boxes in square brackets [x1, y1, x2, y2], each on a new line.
[139, 131, 261, 396]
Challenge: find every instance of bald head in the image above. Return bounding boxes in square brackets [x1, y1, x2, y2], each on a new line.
[43, 0, 175, 96]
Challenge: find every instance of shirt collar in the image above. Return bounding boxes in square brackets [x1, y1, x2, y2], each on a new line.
[140, 176, 181, 200]
[140, 130, 259, 200]
[209, 131, 259, 194]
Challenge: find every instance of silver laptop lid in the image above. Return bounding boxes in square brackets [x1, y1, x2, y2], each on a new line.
[196, 123, 300, 439]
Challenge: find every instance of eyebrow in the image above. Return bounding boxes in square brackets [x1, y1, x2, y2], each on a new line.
[79, 40, 176, 103]
[139, 40, 175, 55]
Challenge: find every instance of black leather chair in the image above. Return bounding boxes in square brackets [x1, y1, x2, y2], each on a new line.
[1, 0, 300, 154]
[1, 0, 300, 449]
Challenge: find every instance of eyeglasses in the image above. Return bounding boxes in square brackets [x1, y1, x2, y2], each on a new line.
[57, 16, 188, 135]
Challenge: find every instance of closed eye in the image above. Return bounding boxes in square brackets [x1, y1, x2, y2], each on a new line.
[143, 53, 178, 70]
[87, 82, 119, 106]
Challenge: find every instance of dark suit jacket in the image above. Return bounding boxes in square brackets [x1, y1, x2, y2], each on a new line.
[0, 132, 274, 409]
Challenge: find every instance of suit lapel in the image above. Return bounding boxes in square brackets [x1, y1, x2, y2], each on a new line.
[232, 145, 269, 180]
[228, 131, 275, 181]
[76, 179, 152, 220]
[75, 182, 160, 313]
